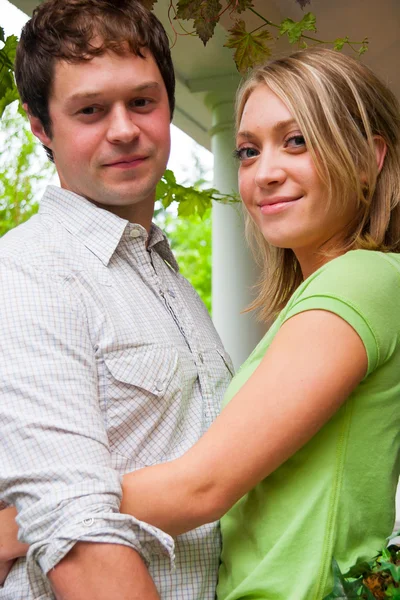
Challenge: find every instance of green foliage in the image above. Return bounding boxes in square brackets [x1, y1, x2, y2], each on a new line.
[156, 169, 239, 218]
[154, 161, 216, 312]
[279, 13, 316, 44]
[158, 0, 369, 74]
[158, 208, 212, 312]
[0, 33, 19, 118]
[0, 106, 55, 237]
[324, 537, 400, 600]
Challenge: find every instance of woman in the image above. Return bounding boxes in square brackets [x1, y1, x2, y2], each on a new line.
[2, 47, 400, 599]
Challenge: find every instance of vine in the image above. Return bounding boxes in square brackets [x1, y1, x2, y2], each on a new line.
[145, 0, 368, 74]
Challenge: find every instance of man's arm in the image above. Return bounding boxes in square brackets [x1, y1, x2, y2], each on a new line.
[49, 543, 160, 600]
[0, 510, 160, 599]
[0, 260, 171, 598]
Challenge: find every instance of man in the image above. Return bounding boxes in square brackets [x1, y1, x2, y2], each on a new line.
[0, 1, 233, 598]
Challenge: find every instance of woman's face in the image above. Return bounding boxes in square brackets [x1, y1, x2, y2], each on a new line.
[236, 84, 357, 267]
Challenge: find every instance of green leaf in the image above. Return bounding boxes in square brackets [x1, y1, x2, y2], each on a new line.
[343, 561, 373, 579]
[17, 101, 27, 119]
[358, 42, 368, 56]
[163, 169, 177, 185]
[0, 82, 19, 118]
[279, 12, 317, 44]
[381, 546, 392, 562]
[386, 584, 400, 599]
[0, 27, 5, 43]
[323, 559, 374, 600]
[333, 36, 349, 51]
[2, 35, 18, 66]
[378, 560, 400, 583]
[224, 20, 272, 74]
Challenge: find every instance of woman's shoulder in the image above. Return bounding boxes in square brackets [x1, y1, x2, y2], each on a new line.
[294, 249, 400, 302]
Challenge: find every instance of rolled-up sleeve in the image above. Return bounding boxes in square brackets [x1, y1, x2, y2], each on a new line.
[0, 258, 174, 596]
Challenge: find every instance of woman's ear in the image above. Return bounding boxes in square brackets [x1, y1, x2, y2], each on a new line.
[374, 135, 387, 174]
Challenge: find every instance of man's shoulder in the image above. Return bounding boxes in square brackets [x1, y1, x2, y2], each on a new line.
[0, 213, 83, 275]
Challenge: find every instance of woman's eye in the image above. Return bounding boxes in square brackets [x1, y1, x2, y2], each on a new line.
[233, 147, 259, 161]
[285, 134, 306, 149]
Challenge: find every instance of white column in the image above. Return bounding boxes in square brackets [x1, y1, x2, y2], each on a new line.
[207, 95, 265, 370]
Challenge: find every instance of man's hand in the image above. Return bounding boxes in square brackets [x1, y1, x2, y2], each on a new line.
[0, 559, 16, 586]
[48, 542, 160, 600]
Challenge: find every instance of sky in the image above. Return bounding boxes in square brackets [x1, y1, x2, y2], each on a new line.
[0, 0, 213, 186]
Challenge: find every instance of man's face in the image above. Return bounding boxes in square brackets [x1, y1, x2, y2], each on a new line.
[33, 48, 171, 227]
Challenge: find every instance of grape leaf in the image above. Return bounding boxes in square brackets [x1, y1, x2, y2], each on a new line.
[280, 12, 316, 44]
[194, 0, 222, 44]
[0, 27, 5, 43]
[231, 0, 255, 14]
[333, 37, 349, 51]
[138, 0, 158, 9]
[225, 20, 272, 74]
[156, 170, 238, 218]
[176, 0, 222, 44]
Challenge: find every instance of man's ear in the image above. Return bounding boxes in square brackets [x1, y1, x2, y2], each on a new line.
[374, 135, 387, 174]
[23, 103, 53, 148]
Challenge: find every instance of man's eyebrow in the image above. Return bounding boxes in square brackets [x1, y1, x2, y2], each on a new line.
[65, 82, 161, 105]
[237, 119, 298, 140]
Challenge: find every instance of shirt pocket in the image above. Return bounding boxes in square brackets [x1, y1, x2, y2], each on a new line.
[103, 345, 184, 465]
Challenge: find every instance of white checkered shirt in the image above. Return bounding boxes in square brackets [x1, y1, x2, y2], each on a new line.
[0, 186, 233, 600]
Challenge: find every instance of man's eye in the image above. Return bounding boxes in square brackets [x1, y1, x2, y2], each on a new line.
[233, 147, 259, 161]
[80, 106, 99, 115]
[133, 99, 151, 108]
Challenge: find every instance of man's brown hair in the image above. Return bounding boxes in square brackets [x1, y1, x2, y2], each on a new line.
[15, 0, 175, 161]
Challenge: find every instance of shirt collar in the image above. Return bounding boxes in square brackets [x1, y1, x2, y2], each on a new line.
[39, 185, 179, 271]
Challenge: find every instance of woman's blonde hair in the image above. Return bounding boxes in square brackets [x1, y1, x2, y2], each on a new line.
[237, 47, 400, 322]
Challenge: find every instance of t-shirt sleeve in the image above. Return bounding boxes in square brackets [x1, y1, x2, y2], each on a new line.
[282, 251, 400, 377]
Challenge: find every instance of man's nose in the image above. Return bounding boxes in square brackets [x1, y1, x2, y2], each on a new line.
[107, 106, 140, 144]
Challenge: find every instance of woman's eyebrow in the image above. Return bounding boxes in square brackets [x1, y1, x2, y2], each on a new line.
[272, 118, 298, 132]
[237, 119, 299, 140]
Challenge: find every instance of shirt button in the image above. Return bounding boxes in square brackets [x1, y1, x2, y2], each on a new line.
[155, 381, 165, 393]
[83, 518, 94, 527]
[130, 229, 141, 239]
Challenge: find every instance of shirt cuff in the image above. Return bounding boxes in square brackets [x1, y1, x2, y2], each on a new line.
[25, 509, 175, 599]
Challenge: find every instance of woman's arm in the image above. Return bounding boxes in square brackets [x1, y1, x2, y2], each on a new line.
[121, 309, 367, 536]
[1, 311, 367, 542]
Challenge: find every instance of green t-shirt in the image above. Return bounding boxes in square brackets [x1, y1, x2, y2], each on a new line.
[217, 250, 400, 600]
